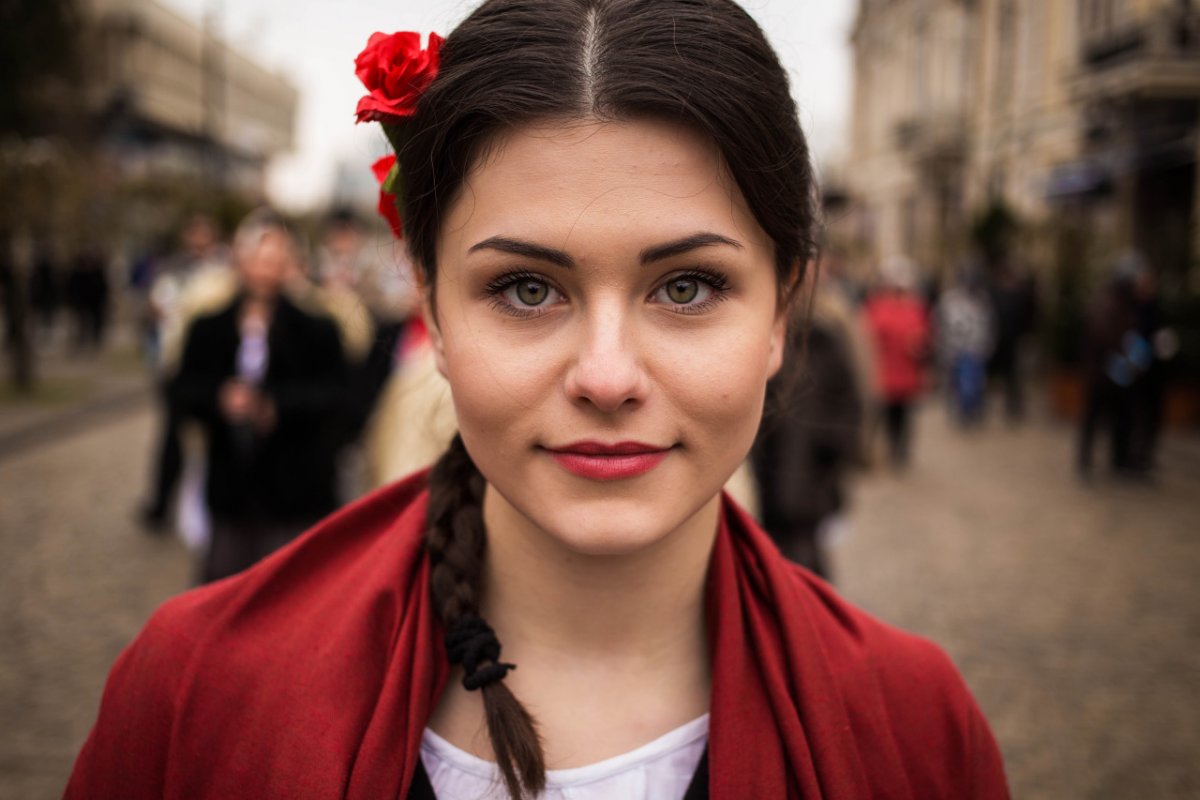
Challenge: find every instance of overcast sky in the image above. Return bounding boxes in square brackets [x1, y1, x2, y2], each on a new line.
[160, 0, 857, 212]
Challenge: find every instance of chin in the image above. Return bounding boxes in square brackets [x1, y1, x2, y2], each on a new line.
[531, 493, 715, 558]
[551, 526, 669, 557]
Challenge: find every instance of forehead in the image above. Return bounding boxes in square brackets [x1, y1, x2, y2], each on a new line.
[440, 117, 770, 259]
[482, 117, 718, 188]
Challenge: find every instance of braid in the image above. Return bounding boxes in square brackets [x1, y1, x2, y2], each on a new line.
[425, 434, 546, 798]
[425, 434, 487, 622]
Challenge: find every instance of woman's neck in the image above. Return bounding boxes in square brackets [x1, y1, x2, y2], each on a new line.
[425, 487, 719, 768]
[480, 487, 720, 663]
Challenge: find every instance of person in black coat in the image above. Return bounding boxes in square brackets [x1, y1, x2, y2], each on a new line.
[171, 212, 347, 583]
[65, 247, 109, 354]
[1077, 257, 1144, 478]
[752, 289, 866, 579]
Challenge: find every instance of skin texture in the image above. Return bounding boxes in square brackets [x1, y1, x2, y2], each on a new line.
[425, 117, 790, 767]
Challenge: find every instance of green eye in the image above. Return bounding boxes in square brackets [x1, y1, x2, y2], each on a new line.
[488, 272, 563, 316]
[515, 280, 549, 306]
[666, 279, 699, 304]
[651, 272, 723, 311]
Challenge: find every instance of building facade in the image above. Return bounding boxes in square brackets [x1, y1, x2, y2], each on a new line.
[848, 0, 975, 274]
[82, 0, 297, 199]
[848, 0, 1200, 289]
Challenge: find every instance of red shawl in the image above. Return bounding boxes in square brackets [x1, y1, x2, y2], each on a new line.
[66, 472, 1008, 798]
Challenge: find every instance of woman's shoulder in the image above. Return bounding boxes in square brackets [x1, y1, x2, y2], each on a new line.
[66, 472, 439, 798]
[721, 500, 978, 704]
[717, 499, 1007, 797]
[780, 562, 1007, 795]
[178, 470, 431, 645]
[786, 564, 976, 701]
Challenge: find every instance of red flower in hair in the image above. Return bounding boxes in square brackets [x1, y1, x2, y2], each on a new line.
[355, 31, 444, 123]
[372, 155, 403, 239]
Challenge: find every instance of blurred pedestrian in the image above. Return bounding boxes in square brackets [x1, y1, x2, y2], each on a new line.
[65, 246, 109, 355]
[1128, 258, 1175, 474]
[752, 266, 867, 578]
[138, 216, 233, 530]
[987, 259, 1037, 422]
[151, 215, 234, 367]
[363, 314, 457, 487]
[865, 256, 931, 467]
[311, 210, 383, 450]
[0, 234, 34, 390]
[170, 210, 347, 582]
[936, 263, 994, 426]
[1077, 253, 1150, 479]
[128, 241, 166, 368]
[29, 246, 60, 344]
[316, 208, 421, 444]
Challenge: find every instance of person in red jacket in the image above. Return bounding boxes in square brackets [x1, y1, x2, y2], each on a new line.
[66, 2, 1007, 798]
[865, 256, 932, 468]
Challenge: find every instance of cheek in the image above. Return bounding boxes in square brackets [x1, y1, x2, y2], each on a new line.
[657, 323, 773, 448]
[439, 318, 560, 438]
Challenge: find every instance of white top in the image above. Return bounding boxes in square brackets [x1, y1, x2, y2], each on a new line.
[420, 714, 709, 800]
[236, 317, 269, 384]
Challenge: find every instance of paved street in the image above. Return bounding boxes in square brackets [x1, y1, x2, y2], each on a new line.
[834, 409, 1200, 800]
[1, 405, 191, 800]
[2, 397, 1198, 798]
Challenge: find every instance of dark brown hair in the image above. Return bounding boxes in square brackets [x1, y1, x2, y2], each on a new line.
[399, 1, 818, 796]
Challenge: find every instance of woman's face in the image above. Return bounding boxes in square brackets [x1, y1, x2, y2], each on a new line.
[429, 118, 789, 556]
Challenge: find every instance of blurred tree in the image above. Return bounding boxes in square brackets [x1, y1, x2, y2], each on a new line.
[1, 231, 35, 391]
[0, 0, 84, 137]
[0, 0, 84, 391]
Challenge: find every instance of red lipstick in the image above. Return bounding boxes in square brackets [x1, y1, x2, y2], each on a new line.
[544, 441, 671, 481]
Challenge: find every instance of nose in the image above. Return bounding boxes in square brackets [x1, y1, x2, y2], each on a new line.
[563, 304, 648, 414]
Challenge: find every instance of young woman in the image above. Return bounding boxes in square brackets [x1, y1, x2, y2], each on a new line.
[66, 1, 1009, 798]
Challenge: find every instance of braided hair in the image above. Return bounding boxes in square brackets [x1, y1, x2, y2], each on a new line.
[425, 434, 545, 796]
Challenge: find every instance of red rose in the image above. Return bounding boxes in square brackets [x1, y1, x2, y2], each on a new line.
[372, 155, 403, 239]
[355, 31, 444, 123]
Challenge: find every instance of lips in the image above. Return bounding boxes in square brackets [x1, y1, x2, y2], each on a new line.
[543, 441, 672, 481]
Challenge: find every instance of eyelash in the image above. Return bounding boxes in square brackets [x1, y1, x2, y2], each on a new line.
[482, 267, 732, 318]
[484, 270, 562, 319]
[655, 269, 732, 315]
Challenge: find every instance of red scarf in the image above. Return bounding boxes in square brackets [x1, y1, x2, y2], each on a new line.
[67, 472, 1007, 798]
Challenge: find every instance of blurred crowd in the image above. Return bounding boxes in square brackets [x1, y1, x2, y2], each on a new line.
[1076, 252, 1178, 480]
[2, 242, 115, 359]
[0, 207, 1183, 586]
[752, 240, 1177, 580]
[117, 209, 457, 583]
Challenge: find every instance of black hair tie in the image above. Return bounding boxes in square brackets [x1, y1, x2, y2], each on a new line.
[445, 615, 516, 691]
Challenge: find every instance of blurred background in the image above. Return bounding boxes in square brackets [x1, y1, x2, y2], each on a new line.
[1, 0, 1198, 798]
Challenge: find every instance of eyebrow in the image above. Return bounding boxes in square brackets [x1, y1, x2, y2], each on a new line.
[468, 237, 574, 268]
[639, 232, 742, 264]
[467, 232, 742, 269]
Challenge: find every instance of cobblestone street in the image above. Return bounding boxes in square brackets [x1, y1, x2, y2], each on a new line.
[834, 408, 1200, 800]
[1, 405, 191, 800]
[2, 398, 1198, 798]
